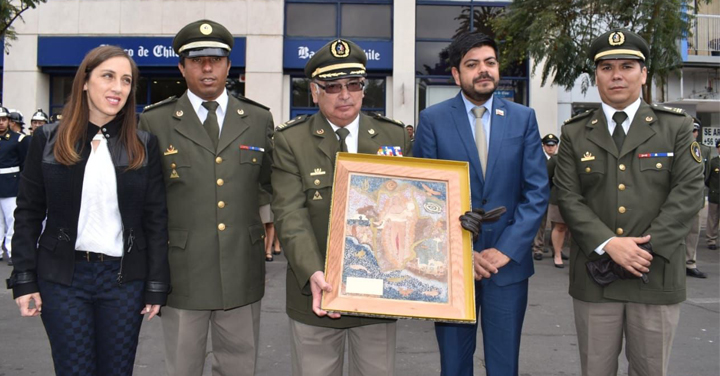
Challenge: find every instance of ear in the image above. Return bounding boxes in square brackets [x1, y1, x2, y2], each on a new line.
[178, 62, 186, 77]
[640, 65, 648, 85]
[310, 82, 320, 104]
[451, 67, 461, 87]
[83, 82, 88, 91]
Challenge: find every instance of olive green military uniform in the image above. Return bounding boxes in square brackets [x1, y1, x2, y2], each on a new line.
[139, 93, 272, 310]
[684, 142, 711, 272]
[556, 101, 704, 304]
[272, 111, 410, 375]
[139, 19, 274, 376]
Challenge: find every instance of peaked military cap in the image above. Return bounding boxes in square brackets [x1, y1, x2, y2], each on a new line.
[692, 117, 701, 130]
[31, 109, 49, 122]
[590, 29, 650, 63]
[542, 134, 558, 146]
[0, 107, 8, 117]
[305, 39, 367, 81]
[8, 109, 24, 125]
[173, 19, 233, 58]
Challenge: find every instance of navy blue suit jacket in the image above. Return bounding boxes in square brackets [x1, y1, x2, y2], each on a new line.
[414, 93, 549, 286]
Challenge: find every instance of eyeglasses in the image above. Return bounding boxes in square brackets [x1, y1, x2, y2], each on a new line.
[314, 81, 365, 94]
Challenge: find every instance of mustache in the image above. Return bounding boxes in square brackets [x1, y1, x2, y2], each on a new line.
[473, 73, 495, 83]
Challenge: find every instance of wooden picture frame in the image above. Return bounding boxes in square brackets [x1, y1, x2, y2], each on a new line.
[322, 153, 476, 323]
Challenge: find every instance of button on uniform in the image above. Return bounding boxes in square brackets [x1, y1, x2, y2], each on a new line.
[218, 223, 226, 231]
[618, 206, 626, 214]
[218, 201, 225, 209]
[616, 228, 624, 235]
[619, 164, 626, 171]
[216, 157, 223, 164]
[217, 178, 224, 186]
[618, 184, 626, 191]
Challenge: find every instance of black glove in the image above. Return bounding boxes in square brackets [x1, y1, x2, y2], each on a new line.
[459, 206, 507, 242]
[586, 242, 653, 287]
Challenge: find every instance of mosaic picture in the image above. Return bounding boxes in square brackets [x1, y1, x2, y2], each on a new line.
[341, 174, 450, 303]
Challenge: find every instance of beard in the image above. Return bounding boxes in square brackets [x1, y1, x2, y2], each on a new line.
[460, 72, 498, 104]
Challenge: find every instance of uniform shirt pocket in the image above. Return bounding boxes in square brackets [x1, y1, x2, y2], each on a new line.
[239, 149, 263, 165]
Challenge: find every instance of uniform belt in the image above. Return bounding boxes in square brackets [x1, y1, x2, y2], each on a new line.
[75, 251, 121, 262]
[0, 166, 20, 174]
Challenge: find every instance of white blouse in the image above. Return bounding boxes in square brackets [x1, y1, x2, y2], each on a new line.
[75, 133, 123, 256]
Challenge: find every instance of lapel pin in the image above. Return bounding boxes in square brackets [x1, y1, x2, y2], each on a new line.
[170, 169, 180, 179]
[645, 116, 653, 122]
[238, 109, 244, 115]
[591, 119, 598, 125]
[368, 129, 376, 135]
[313, 191, 323, 200]
[495, 109, 505, 116]
[175, 110, 183, 117]
[316, 129, 325, 135]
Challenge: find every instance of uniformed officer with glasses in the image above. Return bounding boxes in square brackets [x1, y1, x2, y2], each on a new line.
[271, 38, 411, 376]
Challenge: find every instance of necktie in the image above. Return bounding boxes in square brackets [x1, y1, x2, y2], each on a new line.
[202, 101, 220, 149]
[471, 106, 488, 177]
[336, 127, 350, 153]
[612, 111, 628, 152]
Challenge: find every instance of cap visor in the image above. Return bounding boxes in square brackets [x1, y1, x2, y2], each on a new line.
[184, 48, 230, 57]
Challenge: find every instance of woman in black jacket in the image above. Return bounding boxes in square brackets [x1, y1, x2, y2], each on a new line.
[7, 45, 170, 376]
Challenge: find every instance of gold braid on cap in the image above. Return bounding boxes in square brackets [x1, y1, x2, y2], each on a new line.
[312, 63, 365, 78]
[594, 49, 645, 61]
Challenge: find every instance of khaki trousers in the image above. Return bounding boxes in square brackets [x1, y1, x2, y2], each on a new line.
[532, 211, 548, 254]
[707, 202, 719, 246]
[573, 299, 680, 376]
[685, 212, 700, 269]
[289, 319, 396, 376]
[162, 302, 261, 376]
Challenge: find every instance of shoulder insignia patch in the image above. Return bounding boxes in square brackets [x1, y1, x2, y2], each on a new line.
[276, 115, 308, 131]
[143, 96, 177, 112]
[651, 103, 686, 116]
[691, 142, 703, 163]
[233, 94, 270, 111]
[563, 110, 593, 124]
[373, 113, 404, 127]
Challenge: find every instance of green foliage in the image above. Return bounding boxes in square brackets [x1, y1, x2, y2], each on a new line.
[0, 0, 46, 48]
[493, 0, 710, 103]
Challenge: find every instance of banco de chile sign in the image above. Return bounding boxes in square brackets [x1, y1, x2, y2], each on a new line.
[37, 36, 246, 67]
[284, 40, 392, 70]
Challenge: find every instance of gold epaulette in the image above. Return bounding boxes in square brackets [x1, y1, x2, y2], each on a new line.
[276, 115, 309, 131]
[373, 113, 405, 127]
[651, 103, 687, 116]
[563, 110, 593, 124]
[143, 96, 177, 112]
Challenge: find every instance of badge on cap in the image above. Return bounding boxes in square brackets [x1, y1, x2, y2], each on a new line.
[331, 40, 350, 58]
[200, 23, 213, 35]
[609, 31, 625, 46]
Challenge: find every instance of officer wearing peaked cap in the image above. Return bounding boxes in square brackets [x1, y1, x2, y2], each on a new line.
[139, 19, 274, 376]
[272, 38, 411, 376]
[0, 106, 29, 265]
[29, 109, 49, 134]
[7, 109, 25, 134]
[532, 133, 561, 261]
[554, 28, 704, 376]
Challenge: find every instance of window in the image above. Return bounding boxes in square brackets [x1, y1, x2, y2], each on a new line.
[286, 1, 392, 40]
[415, 1, 529, 114]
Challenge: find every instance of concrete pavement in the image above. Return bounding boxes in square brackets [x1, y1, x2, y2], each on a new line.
[1, 237, 718, 375]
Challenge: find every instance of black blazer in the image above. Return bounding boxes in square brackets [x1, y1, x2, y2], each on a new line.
[7, 119, 170, 305]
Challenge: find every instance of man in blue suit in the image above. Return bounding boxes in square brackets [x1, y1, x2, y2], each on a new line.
[413, 32, 549, 376]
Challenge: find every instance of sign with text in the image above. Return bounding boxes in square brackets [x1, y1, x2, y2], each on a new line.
[37, 36, 246, 67]
[702, 127, 720, 148]
[283, 39, 392, 71]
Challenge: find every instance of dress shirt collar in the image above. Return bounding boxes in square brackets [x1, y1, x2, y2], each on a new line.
[461, 92, 494, 122]
[187, 89, 229, 119]
[601, 97, 642, 134]
[327, 115, 361, 152]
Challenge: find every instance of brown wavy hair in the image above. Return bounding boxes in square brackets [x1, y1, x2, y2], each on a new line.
[54, 45, 145, 169]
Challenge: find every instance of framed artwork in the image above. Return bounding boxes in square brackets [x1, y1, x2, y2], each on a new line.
[322, 153, 475, 323]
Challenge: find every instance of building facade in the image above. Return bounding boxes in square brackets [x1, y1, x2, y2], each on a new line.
[2, 0, 717, 144]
